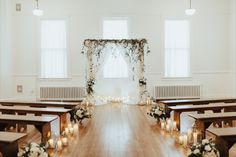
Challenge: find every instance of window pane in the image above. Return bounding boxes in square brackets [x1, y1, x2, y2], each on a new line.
[103, 18, 129, 78]
[165, 20, 190, 77]
[41, 20, 67, 78]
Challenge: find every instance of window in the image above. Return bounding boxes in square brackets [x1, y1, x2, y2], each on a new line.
[41, 20, 67, 78]
[164, 20, 190, 77]
[103, 18, 129, 78]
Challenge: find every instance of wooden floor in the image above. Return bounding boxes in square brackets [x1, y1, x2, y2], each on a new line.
[18, 103, 236, 157]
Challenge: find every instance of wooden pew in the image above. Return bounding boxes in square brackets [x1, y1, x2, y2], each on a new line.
[0, 114, 57, 143]
[0, 131, 26, 157]
[159, 97, 236, 107]
[0, 100, 79, 109]
[206, 127, 236, 157]
[169, 103, 236, 130]
[0, 105, 71, 132]
[188, 112, 236, 138]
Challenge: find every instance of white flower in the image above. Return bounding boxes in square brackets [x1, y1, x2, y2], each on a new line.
[193, 149, 200, 154]
[202, 139, 209, 145]
[76, 110, 83, 118]
[204, 144, 212, 152]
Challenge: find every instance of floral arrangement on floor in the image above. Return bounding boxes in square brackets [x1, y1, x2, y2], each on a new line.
[70, 106, 92, 124]
[17, 142, 48, 157]
[188, 139, 219, 157]
[147, 105, 166, 122]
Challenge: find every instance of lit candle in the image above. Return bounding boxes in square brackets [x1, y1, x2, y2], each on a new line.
[86, 102, 89, 106]
[48, 139, 54, 148]
[183, 135, 188, 147]
[221, 121, 224, 128]
[193, 132, 198, 144]
[65, 128, 69, 135]
[166, 124, 170, 132]
[62, 137, 68, 146]
[68, 123, 72, 128]
[73, 123, 79, 134]
[179, 135, 183, 145]
[187, 129, 192, 142]
[57, 140, 62, 151]
[161, 121, 165, 130]
[69, 127, 74, 135]
[173, 121, 177, 131]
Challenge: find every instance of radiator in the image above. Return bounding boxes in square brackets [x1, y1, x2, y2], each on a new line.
[155, 85, 201, 99]
[39, 87, 85, 101]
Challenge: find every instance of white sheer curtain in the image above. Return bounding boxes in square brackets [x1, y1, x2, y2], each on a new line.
[41, 20, 67, 78]
[165, 20, 190, 77]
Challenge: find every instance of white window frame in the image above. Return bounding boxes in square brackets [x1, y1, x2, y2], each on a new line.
[39, 18, 69, 79]
[163, 18, 191, 79]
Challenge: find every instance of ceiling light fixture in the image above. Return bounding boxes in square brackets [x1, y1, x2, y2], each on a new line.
[32, 0, 43, 16]
[185, 0, 195, 16]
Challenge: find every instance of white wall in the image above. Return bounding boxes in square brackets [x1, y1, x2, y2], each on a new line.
[0, 0, 13, 98]
[9, 0, 235, 99]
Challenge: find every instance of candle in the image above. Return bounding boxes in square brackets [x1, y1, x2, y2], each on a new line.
[187, 129, 192, 142]
[167, 119, 171, 125]
[73, 123, 79, 134]
[173, 121, 177, 131]
[62, 137, 68, 146]
[179, 135, 183, 145]
[48, 139, 54, 148]
[86, 102, 89, 106]
[65, 128, 69, 135]
[183, 135, 188, 147]
[193, 132, 198, 144]
[161, 121, 165, 130]
[69, 127, 74, 135]
[166, 124, 170, 132]
[57, 140, 62, 151]
[221, 121, 224, 128]
[68, 123, 72, 128]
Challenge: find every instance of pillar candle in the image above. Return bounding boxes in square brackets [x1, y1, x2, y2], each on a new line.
[187, 129, 192, 142]
[166, 124, 170, 132]
[161, 122, 165, 130]
[65, 128, 69, 135]
[179, 135, 183, 145]
[48, 139, 54, 148]
[193, 132, 198, 144]
[57, 140, 62, 151]
[173, 121, 177, 131]
[73, 123, 79, 134]
[183, 135, 188, 147]
[62, 137, 68, 146]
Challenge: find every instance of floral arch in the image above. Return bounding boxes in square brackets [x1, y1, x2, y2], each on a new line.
[81, 39, 150, 104]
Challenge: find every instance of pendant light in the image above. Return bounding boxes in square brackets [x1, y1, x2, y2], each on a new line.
[185, 0, 195, 16]
[32, 0, 44, 16]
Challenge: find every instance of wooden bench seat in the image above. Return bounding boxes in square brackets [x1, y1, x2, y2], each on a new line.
[188, 112, 236, 138]
[0, 105, 71, 132]
[206, 127, 236, 157]
[0, 114, 57, 143]
[160, 97, 236, 107]
[0, 100, 79, 109]
[0, 131, 26, 157]
[169, 103, 236, 130]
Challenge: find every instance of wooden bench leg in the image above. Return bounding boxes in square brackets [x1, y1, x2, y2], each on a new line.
[0, 142, 18, 157]
[173, 111, 181, 130]
[35, 123, 51, 144]
[60, 113, 67, 133]
[17, 112, 27, 132]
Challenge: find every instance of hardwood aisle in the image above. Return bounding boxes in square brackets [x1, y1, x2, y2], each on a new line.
[20, 104, 187, 157]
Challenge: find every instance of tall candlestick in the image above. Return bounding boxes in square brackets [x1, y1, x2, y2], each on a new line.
[193, 132, 198, 144]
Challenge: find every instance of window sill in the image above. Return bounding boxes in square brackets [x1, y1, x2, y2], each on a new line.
[162, 77, 193, 81]
[38, 77, 72, 81]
